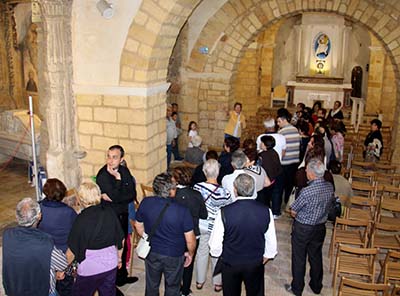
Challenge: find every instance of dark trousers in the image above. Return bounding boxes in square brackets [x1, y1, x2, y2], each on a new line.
[116, 212, 129, 285]
[222, 262, 264, 296]
[282, 163, 299, 203]
[172, 137, 183, 160]
[56, 275, 74, 296]
[181, 238, 199, 295]
[145, 252, 184, 296]
[166, 144, 172, 168]
[291, 221, 326, 296]
[72, 268, 117, 296]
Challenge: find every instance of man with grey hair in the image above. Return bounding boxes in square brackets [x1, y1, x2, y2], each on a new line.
[184, 135, 205, 168]
[3, 197, 67, 296]
[209, 174, 277, 295]
[285, 158, 334, 296]
[222, 150, 257, 199]
[135, 172, 196, 296]
[256, 117, 286, 161]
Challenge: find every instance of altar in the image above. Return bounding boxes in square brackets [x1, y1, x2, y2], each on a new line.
[287, 76, 352, 109]
[284, 13, 354, 109]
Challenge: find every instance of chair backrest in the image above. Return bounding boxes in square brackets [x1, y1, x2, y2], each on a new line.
[375, 173, 400, 187]
[349, 168, 375, 184]
[351, 181, 377, 199]
[140, 184, 154, 198]
[335, 216, 370, 228]
[382, 185, 400, 200]
[381, 250, 400, 284]
[273, 85, 287, 98]
[339, 244, 379, 256]
[338, 276, 391, 296]
[392, 284, 400, 296]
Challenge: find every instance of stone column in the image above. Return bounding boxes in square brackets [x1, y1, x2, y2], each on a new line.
[37, 0, 81, 188]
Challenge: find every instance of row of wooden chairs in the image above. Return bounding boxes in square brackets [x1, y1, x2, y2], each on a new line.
[333, 246, 400, 295]
[338, 276, 399, 296]
[329, 218, 400, 270]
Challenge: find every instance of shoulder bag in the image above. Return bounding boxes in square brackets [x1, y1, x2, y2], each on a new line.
[136, 202, 170, 259]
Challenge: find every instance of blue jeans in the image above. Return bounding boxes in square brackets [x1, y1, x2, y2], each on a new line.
[166, 144, 172, 168]
[145, 252, 184, 296]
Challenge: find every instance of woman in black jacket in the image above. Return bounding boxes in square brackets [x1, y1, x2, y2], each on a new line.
[172, 167, 207, 296]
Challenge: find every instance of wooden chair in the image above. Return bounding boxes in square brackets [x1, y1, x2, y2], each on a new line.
[351, 181, 377, 199]
[370, 222, 400, 252]
[349, 168, 375, 184]
[382, 186, 400, 200]
[375, 163, 397, 174]
[375, 173, 400, 187]
[379, 250, 400, 284]
[351, 160, 375, 170]
[338, 276, 391, 296]
[329, 217, 370, 272]
[332, 244, 379, 295]
[392, 284, 400, 296]
[140, 183, 153, 198]
[345, 196, 378, 222]
[377, 196, 400, 225]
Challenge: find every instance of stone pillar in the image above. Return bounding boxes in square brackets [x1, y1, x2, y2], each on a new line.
[37, 0, 81, 188]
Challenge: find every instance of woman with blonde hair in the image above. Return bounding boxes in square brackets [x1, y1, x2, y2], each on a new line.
[66, 182, 125, 296]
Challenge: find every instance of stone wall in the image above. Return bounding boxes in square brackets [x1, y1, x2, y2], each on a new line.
[76, 93, 167, 186]
[233, 47, 259, 116]
[366, 34, 396, 124]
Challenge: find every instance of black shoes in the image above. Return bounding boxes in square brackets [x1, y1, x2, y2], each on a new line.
[116, 287, 124, 296]
[116, 276, 139, 287]
[284, 284, 296, 295]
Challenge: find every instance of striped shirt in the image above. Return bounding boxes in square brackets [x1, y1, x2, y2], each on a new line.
[193, 182, 233, 233]
[278, 123, 300, 165]
[50, 247, 68, 294]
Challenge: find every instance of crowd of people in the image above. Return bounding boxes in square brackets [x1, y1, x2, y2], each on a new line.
[2, 100, 386, 296]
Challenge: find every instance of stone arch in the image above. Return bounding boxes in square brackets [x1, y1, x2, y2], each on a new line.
[182, 0, 400, 156]
[120, 0, 199, 86]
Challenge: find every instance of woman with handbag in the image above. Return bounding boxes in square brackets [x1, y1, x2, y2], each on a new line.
[193, 159, 234, 292]
[66, 182, 125, 296]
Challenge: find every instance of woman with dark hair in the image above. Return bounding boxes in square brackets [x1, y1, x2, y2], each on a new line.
[311, 101, 322, 123]
[258, 135, 283, 218]
[39, 178, 78, 296]
[218, 136, 240, 183]
[172, 167, 207, 296]
[295, 142, 334, 195]
[364, 119, 383, 161]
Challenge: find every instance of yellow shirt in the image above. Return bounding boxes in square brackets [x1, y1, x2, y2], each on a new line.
[224, 111, 246, 138]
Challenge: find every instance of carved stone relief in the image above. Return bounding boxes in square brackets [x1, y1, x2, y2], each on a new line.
[37, 0, 81, 188]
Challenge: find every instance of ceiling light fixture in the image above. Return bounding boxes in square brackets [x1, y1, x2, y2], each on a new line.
[97, 0, 114, 19]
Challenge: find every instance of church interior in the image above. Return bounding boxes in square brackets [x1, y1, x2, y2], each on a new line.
[1, 0, 400, 295]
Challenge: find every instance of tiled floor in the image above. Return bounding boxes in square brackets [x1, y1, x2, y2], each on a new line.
[0, 159, 336, 295]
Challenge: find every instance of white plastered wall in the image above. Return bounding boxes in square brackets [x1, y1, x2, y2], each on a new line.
[71, 0, 142, 89]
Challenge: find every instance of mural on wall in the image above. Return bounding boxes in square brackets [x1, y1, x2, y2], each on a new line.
[313, 33, 331, 75]
[314, 33, 331, 59]
[23, 23, 38, 94]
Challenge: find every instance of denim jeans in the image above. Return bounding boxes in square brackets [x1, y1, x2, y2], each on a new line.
[166, 144, 172, 168]
[145, 252, 184, 296]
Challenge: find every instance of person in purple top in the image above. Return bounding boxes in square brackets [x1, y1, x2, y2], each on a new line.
[67, 182, 125, 296]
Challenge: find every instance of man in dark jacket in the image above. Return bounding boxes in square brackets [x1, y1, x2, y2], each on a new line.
[3, 197, 67, 296]
[209, 174, 278, 296]
[96, 145, 138, 291]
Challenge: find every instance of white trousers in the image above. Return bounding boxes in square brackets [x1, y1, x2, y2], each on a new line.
[195, 228, 222, 285]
